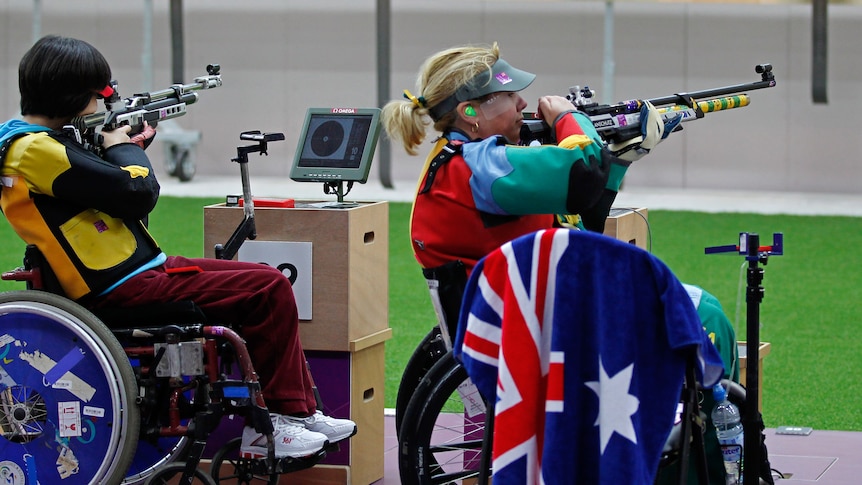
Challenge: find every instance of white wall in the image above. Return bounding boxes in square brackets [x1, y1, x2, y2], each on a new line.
[2, 1, 860, 194]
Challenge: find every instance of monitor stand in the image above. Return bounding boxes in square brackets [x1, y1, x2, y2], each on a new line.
[320, 180, 359, 208]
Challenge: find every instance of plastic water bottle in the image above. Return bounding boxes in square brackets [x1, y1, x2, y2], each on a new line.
[711, 383, 744, 484]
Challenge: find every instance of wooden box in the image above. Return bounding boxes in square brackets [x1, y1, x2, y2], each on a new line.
[288, 330, 391, 484]
[603, 207, 649, 249]
[203, 201, 389, 351]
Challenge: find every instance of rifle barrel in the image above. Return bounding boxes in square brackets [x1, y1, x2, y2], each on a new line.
[142, 75, 221, 104]
[647, 79, 773, 107]
[69, 68, 220, 132]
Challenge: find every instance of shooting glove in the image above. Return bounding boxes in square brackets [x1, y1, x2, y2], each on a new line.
[607, 100, 664, 162]
[130, 122, 157, 150]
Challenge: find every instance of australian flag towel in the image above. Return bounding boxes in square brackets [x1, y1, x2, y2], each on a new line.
[454, 228, 724, 484]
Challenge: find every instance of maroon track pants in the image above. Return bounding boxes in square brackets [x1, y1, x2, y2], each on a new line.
[91, 255, 317, 416]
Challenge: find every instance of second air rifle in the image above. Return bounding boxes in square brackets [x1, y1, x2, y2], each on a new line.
[520, 63, 776, 149]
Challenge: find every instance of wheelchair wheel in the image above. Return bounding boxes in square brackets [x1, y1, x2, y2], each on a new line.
[0, 290, 140, 485]
[121, 436, 192, 485]
[395, 326, 448, 437]
[143, 463, 215, 485]
[210, 437, 278, 485]
[398, 351, 491, 485]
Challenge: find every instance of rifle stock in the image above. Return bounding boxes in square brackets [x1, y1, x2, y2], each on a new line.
[520, 63, 776, 146]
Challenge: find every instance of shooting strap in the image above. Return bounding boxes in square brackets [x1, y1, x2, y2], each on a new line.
[0, 135, 18, 165]
[418, 142, 463, 195]
[417, 139, 520, 229]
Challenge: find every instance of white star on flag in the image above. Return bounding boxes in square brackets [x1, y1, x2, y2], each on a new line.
[585, 356, 640, 454]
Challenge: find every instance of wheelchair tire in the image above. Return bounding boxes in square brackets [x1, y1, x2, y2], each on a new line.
[395, 326, 448, 438]
[0, 290, 140, 485]
[121, 436, 192, 485]
[398, 351, 491, 485]
[143, 463, 216, 485]
[210, 437, 277, 485]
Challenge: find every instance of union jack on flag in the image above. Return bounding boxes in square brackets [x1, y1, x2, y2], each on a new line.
[453, 229, 724, 484]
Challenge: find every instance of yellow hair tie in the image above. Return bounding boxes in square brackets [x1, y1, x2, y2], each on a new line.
[403, 89, 427, 108]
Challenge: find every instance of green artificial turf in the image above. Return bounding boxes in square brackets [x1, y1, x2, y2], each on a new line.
[645, 210, 862, 432]
[2, 197, 860, 432]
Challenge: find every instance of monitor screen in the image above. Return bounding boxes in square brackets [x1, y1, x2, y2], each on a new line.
[290, 107, 381, 183]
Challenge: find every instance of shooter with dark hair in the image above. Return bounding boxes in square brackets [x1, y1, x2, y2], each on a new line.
[0, 34, 355, 459]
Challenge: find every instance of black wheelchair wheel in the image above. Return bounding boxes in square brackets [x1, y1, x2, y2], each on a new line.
[210, 437, 278, 485]
[121, 436, 192, 485]
[398, 351, 491, 485]
[143, 463, 216, 485]
[0, 290, 140, 485]
[395, 326, 448, 437]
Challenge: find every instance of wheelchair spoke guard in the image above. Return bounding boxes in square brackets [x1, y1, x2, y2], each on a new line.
[0, 291, 140, 485]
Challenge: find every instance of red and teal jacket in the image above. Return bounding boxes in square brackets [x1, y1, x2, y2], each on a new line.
[409, 110, 630, 273]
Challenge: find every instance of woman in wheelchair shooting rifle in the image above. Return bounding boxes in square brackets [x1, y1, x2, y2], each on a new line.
[0, 35, 355, 460]
[382, 41, 675, 274]
[382, 41, 740, 484]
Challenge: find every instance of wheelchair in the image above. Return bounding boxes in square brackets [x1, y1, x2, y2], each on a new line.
[0, 131, 336, 484]
[394, 261, 494, 484]
[0, 247, 327, 485]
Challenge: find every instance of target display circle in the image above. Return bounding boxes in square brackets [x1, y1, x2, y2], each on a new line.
[309, 120, 345, 157]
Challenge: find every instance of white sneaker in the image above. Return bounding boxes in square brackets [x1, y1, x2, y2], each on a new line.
[286, 411, 357, 443]
[240, 413, 328, 459]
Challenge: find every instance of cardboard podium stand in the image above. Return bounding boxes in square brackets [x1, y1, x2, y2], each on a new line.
[204, 201, 390, 485]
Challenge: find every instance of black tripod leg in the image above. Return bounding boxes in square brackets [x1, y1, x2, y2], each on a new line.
[478, 409, 494, 483]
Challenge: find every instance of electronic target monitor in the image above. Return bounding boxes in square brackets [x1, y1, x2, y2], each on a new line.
[290, 107, 381, 184]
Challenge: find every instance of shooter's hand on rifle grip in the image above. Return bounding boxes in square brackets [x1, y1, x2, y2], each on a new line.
[100, 124, 133, 150]
[608, 100, 667, 162]
[130, 122, 157, 150]
[535, 95, 577, 134]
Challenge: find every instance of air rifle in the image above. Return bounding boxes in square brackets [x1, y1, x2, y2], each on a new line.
[520, 63, 776, 147]
[70, 64, 222, 152]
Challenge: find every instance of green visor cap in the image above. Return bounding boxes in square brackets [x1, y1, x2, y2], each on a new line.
[428, 58, 536, 121]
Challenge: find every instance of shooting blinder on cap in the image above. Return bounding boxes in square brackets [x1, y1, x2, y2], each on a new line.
[96, 84, 114, 99]
[428, 58, 535, 122]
